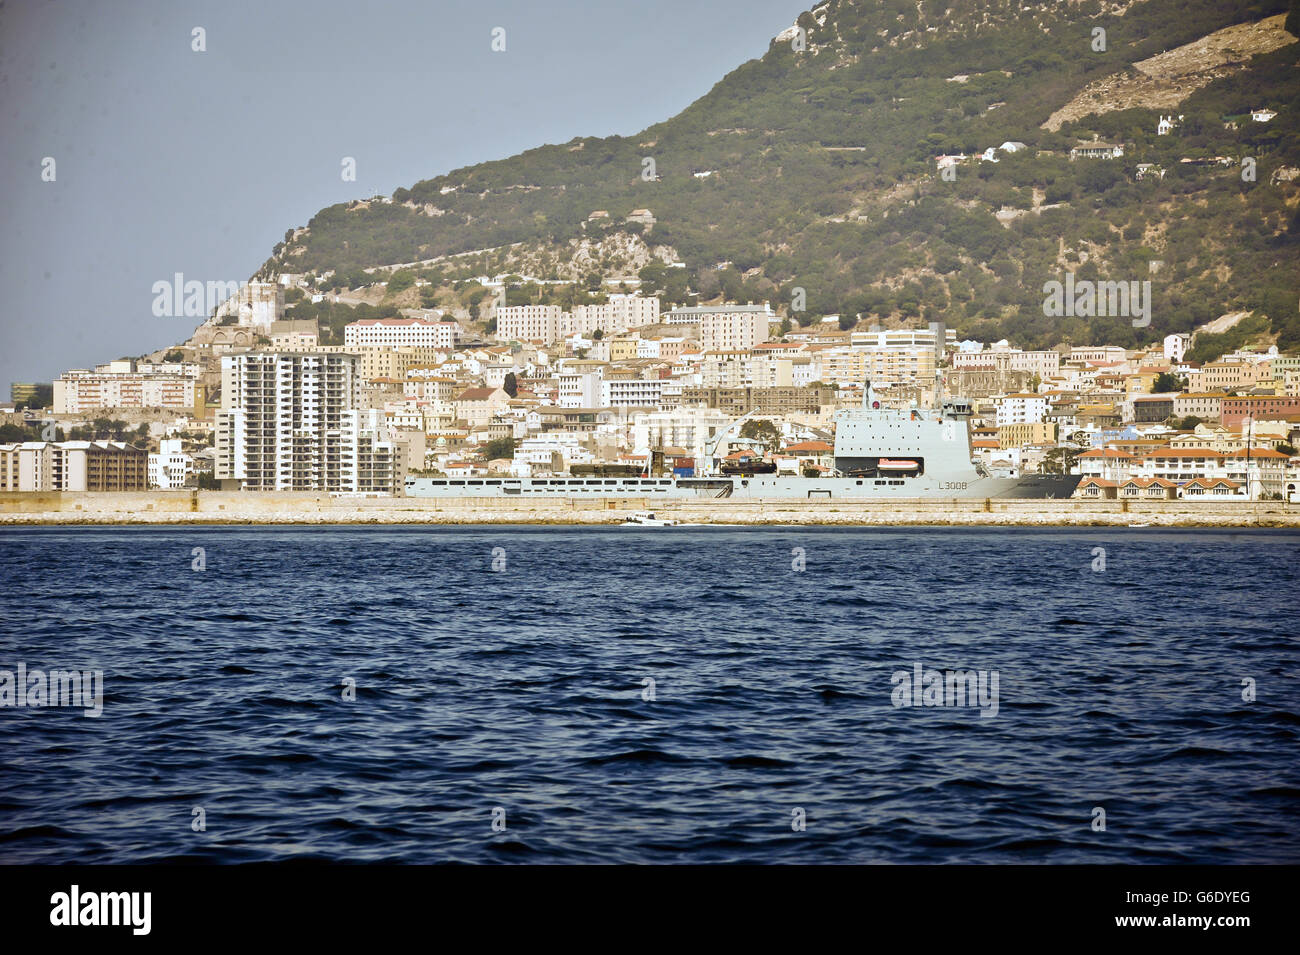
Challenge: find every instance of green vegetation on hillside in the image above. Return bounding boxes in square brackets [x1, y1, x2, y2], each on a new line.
[261, 0, 1299, 353]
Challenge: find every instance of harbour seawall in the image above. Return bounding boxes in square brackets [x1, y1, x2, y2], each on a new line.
[1, 491, 1297, 526]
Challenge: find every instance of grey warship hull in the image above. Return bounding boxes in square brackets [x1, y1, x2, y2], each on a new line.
[406, 384, 1081, 501]
[404, 472, 1080, 499]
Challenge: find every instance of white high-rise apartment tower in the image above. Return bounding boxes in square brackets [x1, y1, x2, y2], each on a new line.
[215, 352, 394, 493]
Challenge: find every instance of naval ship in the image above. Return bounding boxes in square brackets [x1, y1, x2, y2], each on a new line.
[404, 382, 1081, 501]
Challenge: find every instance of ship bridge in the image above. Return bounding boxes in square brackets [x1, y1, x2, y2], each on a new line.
[831, 381, 974, 480]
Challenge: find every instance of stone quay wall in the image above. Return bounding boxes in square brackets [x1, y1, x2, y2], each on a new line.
[1, 491, 1297, 526]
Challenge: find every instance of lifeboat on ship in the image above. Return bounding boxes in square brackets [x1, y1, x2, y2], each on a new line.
[877, 459, 920, 471]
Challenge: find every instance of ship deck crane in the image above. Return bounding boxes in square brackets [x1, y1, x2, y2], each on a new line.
[699, 408, 766, 478]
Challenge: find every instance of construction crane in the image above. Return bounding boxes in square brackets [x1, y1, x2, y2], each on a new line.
[698, 408, 765, 477]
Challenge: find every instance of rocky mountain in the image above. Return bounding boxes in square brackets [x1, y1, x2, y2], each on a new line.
[261, 0, 1300, 354]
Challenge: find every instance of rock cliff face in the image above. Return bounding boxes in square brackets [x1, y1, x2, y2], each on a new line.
[1044, 14, 1297, 130]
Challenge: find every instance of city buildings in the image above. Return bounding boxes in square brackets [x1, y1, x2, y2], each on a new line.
[25, 267, 1300, 502]
[995, 393, 1049, 426]
[344, 317, 462, 350]
[54, 361, 202, 414]
[495, 294, 660, 343]
[214, 352, 394, 493]
[694, 306, 773, 352]
[0, 440, 147, 491]
[148, 438, 194, 489]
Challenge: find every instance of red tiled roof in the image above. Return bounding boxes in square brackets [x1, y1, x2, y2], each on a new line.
[785, 441, 832, 452]
[1078, 448, 1135, 459]
[1222, 448, 1289, 458]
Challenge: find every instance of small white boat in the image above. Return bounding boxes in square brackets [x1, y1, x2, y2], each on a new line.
[1127, 522, 1151, 528]
[620, 510, 678, 527]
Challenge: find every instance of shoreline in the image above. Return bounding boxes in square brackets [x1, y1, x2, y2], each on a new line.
[2, 490, 1297, 527]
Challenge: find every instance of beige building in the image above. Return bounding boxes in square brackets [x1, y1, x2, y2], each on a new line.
[0, 440, 147, 491]
[1187, 360, 1271, 393]
[699, 310, 768, 352]
[54, 361, 202, 414]
[1172, 392, 1228, 421]
[606, 337, 641, 362]
[681, 386, 835, 417]
[997, 422, 1058, 449]
[1069, 346, 1128, 364]
[953, 349, 1060, 378]
[453, 387, 509, 427]
[389, 428, 427, 485]
[403, 375, 458, 402]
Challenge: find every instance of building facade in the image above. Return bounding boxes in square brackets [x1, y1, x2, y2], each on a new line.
[344, 317, 461, 350]
[0, 441, 147, 491]
[215, 352, 395, 493]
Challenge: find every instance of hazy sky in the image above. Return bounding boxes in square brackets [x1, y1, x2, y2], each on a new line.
[0, 0, 802, 390]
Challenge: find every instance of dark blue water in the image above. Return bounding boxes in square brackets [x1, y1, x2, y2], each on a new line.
[1, 525, 1297, 864]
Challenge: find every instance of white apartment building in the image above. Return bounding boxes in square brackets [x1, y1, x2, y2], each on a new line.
[952, 348, 1060, 378]
[700, 352, 751, 388]
[995, 393, 1049, 426]
[556, 364, 604, 408]
[1163, 333, 1192, 363]
[681, 306, 769, 350]
[339, 410, 398, 495]
[632, 406, 734, 460]
[496, 296, 661, 343]
[1069, 346, 1128, 364]
[570, 294, 660, 334]
[148, 438, 194, 489]
[849, 328, 957, 349]
[663, 304, 772, 326]
[215, 352, 395, 493]
[601, 378, 665, 408]
[54, 360, 202, 414]
[344, 317, 461, 350]
[817, 346, 937, 387]
[496, 304, 563, 343]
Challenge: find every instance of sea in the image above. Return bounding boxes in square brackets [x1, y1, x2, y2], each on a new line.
[1, 525, 1297, 864]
